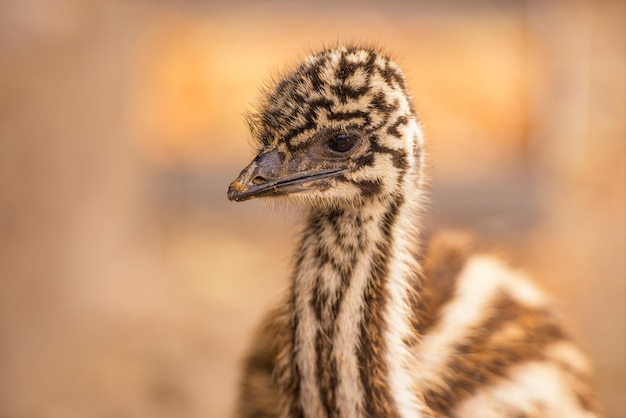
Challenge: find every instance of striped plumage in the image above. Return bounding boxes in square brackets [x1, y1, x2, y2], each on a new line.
[227, 45, 599, 418]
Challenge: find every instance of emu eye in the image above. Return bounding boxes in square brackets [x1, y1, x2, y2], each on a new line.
[327, 134, 357, 154]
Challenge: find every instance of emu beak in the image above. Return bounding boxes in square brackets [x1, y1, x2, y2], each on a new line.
[228, 148, 282, 202]
[227, 148, 347, 202]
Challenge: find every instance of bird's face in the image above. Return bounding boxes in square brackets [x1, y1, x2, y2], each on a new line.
[228, 46, 423, 209]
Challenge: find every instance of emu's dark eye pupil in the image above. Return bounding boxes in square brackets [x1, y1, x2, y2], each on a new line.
[327, 134, 356, 153]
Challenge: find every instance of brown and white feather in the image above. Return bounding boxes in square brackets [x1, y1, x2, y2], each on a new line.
[232, 45, 599, 418]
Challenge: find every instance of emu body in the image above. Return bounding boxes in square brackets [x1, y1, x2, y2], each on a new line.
[228, 45, 598, 418]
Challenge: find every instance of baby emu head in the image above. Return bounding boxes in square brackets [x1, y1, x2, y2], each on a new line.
[228, 45, 424, 209]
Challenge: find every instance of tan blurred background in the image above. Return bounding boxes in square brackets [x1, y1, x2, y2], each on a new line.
[0, 0, 623, 417]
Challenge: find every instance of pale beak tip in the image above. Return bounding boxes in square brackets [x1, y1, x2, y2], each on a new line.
[227, 180, 249, 202]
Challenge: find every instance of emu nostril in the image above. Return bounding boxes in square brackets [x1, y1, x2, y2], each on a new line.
[252, 175, 268, 185]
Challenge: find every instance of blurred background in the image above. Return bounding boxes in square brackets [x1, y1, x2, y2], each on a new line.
[0, 0, 623, 416]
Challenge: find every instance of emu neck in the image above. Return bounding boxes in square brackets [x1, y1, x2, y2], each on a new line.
[290, 188, 425, 417]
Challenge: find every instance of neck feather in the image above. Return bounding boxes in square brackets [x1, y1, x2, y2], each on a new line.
[282, 160, 428, 418]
